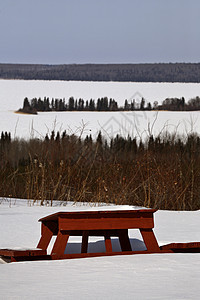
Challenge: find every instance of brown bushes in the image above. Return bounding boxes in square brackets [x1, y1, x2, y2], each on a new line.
[0, 130, 200, 210]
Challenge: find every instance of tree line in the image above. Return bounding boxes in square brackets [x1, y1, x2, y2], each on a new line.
[1, 63, 200, 82]
[1, 129, 200, 210]
[18, 95, 200, 114]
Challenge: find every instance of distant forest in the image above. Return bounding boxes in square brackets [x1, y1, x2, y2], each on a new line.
[1, 63, 200, 82]
[18, 95, 200, 114]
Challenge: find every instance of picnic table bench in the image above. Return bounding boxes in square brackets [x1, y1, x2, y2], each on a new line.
[37, 209, 162, 260]
[1, 209, 200, 262]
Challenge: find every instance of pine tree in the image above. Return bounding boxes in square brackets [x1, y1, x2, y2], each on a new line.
[89, 99, 95, 111]
[85, 100, 89, 110]
[45, 134, 49, 142]
[124, 99, 129, 110]
[140, 98, 145, 110]
[23, 97, 30, 109]
[50, 131, 55, 141]
[96, 131, 103, 145]
[56, 132, 60, 142]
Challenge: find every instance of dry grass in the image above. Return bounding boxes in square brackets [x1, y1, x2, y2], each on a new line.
[1, 130, 200, 210]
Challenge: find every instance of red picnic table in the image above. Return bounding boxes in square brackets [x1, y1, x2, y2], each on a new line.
[37, 209, 161, 259]
[1, 209, 200, 262]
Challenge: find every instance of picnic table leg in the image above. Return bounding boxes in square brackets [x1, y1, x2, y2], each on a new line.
[51, 232, 69, 256]
[81, 230, 89, 253]
[37, 222, 54, 250]
[118, 229, 132, 251]
[104, 231, 112, 253]
[140, 229, 161, 252]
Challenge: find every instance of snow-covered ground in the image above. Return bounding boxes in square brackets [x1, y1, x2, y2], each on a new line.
[1, 79, 200, 139]
[1, 80, 200, 298]
[0, 199, 200, 299]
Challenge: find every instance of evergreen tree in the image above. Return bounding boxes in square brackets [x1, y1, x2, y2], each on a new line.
[62, 130, 67, 140]
[97, 98, 101, 111]
[68, 97, 75, 111]
[102, 97, 108, 110]
[31, 98, 38, 110]
[45, 134, 49, 142]
[89, 99, 95, 111]
[124, 99, 129, 110]
[56, 131, 60, 142]
[131, 100, 135, 110]
[181, 97, 185, 110]
[50, 131, 55, 141]
[75, 100, 78, 110]
[85, 100, 89, 110]
[1, 132, 5, 141]
[55, 99, 59, 111]
[140, 98, 145, 110]
[96, 131, 103, 145]
[23, 97, 30, 109]
[51, 98, 55, 110]
[147, 102, 152, 110]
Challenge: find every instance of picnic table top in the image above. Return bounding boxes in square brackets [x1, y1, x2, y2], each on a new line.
[39, 209, 157, 222]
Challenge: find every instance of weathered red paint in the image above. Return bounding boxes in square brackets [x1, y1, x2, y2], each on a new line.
[0, 209, 200, 262]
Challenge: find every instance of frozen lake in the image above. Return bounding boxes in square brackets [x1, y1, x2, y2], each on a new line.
[1, 79, 200, 139]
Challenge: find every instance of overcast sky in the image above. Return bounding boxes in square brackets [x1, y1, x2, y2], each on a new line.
[0, 0, 200, 64]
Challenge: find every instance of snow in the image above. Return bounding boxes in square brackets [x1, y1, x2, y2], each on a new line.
[2, 80, 200, 110]
[1, 79, 200, 139]
[1, 80, 200, 298]
[0, 199, 200, 299]
[1, 254, 200, 299]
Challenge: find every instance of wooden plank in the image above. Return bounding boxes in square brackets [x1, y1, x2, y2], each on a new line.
[104, 232, 112, 253]
[0, 249, 28, 257]
[10, 255, 51, 262]
[39, 209, 157, 222]
[140, 229, 161, 252]
[59, 216, 154, 231]
[160, 242, 200, 252]
[0, 249, 46, 257]
[37, 222, 55, 250]
[51, 232, 69, 256]
[118, 230, 132, 251]
[81, 231, 89, 253]
[60, 229, 121, 237]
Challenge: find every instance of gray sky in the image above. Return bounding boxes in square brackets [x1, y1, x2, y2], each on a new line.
[0, 0, 200, 64]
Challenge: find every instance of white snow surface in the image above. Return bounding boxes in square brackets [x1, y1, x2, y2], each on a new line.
[0, 199, 200, 299]
[1, 80, 200, 298]
[1, 79, 200, 139]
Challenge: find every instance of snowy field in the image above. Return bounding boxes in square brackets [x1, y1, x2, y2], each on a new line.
[1, 80, 200, 299]
[0, 199, 200, 299]
[1, 79, 200, 139]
